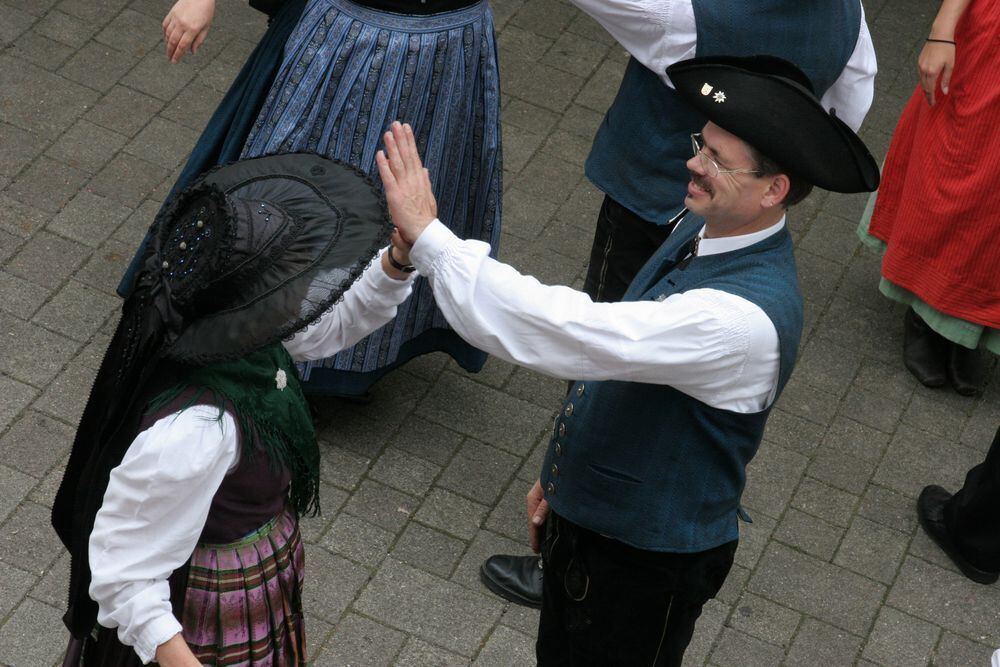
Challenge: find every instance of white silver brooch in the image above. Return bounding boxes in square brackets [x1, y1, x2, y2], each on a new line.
[275, 369, 287, 391]
[713, 91, 727, 104]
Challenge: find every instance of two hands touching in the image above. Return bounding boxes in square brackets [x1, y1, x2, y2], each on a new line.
[377, 122, 551, 549]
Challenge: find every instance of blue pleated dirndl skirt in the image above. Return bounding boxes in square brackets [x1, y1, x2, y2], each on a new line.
[242, 0, 502, 395]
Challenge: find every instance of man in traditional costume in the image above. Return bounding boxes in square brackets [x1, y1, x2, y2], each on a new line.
[480, 0, 878, 608]
[119, 0, 502, 398]
[376, 55, 880, 665]
[54, 154, 416, 664]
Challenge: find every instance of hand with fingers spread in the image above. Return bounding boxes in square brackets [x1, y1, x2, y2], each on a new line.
[375, 122, 438, 249]
[163, 0, 216, 64]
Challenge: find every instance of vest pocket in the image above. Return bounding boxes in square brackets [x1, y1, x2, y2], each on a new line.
[588, 463, 643, 485]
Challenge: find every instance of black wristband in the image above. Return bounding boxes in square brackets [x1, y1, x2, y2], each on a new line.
[387, 246, 415, 273]
[926, 38, 956, 45]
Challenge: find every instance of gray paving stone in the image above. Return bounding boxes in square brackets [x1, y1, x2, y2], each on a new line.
[387, 415, 464, 467]
[314, 613, 406, 667]
[112, 197, 161, 248]
[395, 637, 467, 667]
[390, 522, 465, 579]
[502, 98, 560, 136]
[0, 314, 78, 387]
[298, 482, 347, 544]
[452, 530, 527, 593]
[60, 41, 139, 93]
[931, 632, 997, 667]
[0, 560, 36, 619]
[798, 216, 862, 266]
[503, 366, 565, 411]
[32, 360, 94, 424]
[510, 149, 585, 206]
[0, 122, 41, 180]
[121, 48, 198, 100]
[0, 501, 63, 573]
[485, 479, 529, 542]
[58, 0, 133, 24]
[343, 480, 418, 534]
[450, 355, 517, 390]
[85, 84, 165, 138]
[841, 385, 909, 435]
[498, 602, 539, 637]
[160, 81, 225, 132]
[555, 102, 603, 141]
[0, 598, 66, 666]
[774, 375, 841, 428]
[0, 271, 50, 319]
[0, 4, 34, 47]
[862, 606, 941, 666]
[858, 483, 919, 535]
[0, 464, 36, 525]
[33, 280, 118, 342]
[784, 617, 863, 667]
[497, 25, 552, 64]
[355, 558, 504, 657]
[301, 544, 370, 624]
[320, 513, 394, 568]
[502, 54, 585, 113]
[46, 119, 128, 175]
[75, 239, 134, 295]
[7, 155, 90, 213]
[795, 249, 845, 307]
[318, 442, 370, 491]
[889, 556, 1000, 646]
[33, 8, 100, 48]
[0, 410, 74, 478]
[807, 444, 879, 496]
[774, 507, 844, 561]
[47, 190, 133, 248]
[873, 424, 982, 499]
[734, 511, 777, 571]
[93, 7, 162, 57]
[368, 446, 440, 497]
[28, 455, 66, 508]
[793, 339, 863, 398]
[708, 627, 785, 667]
[835, 516, 909, 585]
[27, 550, 69, 608]
[791, 477, 859, 528]
[760, 407, 828, 457]
[729, 591, 801, 648]
[541, 30, 610, 79]
[742, 441, 808, 519]
[748, 542, 885, 636]
[508, 0, 576, 38]
[474, 625, 536, 665]
[681, 597, 727, 667]
[0, 55, 99, 140]
[716, 562, 749, 606]
[415, 487, 488, 541]
[417, 373, 551, 456]
[437, 439, 519, 505]
[0, 195, 49, 239]
[901, 387, 973, 439]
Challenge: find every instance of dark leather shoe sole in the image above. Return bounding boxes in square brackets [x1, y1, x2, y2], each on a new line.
[918, 485, 999, 585]
[479, 557, 544, 609]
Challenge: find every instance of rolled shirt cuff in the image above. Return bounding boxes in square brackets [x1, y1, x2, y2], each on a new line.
[132, 613, 184, 664]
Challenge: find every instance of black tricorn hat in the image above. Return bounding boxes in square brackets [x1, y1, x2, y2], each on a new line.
[666, 55, 880, 193]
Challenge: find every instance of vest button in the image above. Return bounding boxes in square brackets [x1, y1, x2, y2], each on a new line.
[546, 482, 555, 494]
[555, 443, 562, 456]
[576, 384, 585, 397]
[564, 403, 574, 417]
[558, 423, 566, 437]
[551, 464, 559, 477]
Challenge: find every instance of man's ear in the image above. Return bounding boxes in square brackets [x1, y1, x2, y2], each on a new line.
[761, 173, 791, 209]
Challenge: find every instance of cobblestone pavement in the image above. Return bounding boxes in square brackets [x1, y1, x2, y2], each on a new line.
[1, 0, 998, 664]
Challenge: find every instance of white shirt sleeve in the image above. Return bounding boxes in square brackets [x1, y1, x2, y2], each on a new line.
[410, 220, 780, 413]
[819, 6, 877, 132]
[283, 249, 415, 361]
[88, 406, 239, 664]
[566, 0, 696, 85]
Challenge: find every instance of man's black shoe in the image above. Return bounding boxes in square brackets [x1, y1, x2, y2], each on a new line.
[917, 485, 999, 585]
[479, 554, 544, 609]
[903, 308, 947, 388]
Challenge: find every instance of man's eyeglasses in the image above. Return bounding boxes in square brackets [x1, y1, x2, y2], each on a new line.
[690, 133, 761, 179]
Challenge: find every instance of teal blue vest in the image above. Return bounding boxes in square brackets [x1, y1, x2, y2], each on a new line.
[541, 214, 802, 552]
[585, 0, 861, 223]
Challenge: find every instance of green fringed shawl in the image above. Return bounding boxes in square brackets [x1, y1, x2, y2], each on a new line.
[147, 344, 320, 516]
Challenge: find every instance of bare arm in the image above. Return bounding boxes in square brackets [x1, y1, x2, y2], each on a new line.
[163, 0, 216, 64]
[155, 634, 203, 667]
[918, 0, 972, 105]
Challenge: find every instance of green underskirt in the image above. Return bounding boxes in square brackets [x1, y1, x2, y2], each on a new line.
[857, 193, 1000, 355]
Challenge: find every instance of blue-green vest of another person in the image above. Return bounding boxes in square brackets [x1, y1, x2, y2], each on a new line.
[585, 0, 861, 224]
[540, 213, 802, 551]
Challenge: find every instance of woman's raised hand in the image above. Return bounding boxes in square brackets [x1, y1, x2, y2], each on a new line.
[376, 122, 438, 248]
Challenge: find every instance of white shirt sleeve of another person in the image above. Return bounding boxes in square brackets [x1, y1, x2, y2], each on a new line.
[565, 0, 876, 131]
[411, 221, 780, 414]
[89, 407, 239, 664]
[283, 249, 415, 361]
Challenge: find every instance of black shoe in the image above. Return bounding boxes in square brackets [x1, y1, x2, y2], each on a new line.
[903, 308, 947, 388]
[947, 343, 989, 397]
[479, 554, 544, 608]
[917, 485, 999, 585]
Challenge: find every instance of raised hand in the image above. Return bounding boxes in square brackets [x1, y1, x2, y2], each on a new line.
[163, 0, 216, 64]
[375, 122, 438, 249]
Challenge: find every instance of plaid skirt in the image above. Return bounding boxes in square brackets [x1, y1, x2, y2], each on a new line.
[72, 509, 305, 666]
[184, 509, 306, 665]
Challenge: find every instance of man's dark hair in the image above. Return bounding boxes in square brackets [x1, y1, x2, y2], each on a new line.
[747, 145, 814, 208]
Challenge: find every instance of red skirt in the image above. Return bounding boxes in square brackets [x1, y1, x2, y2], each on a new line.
[867, 0, 1000, 329]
